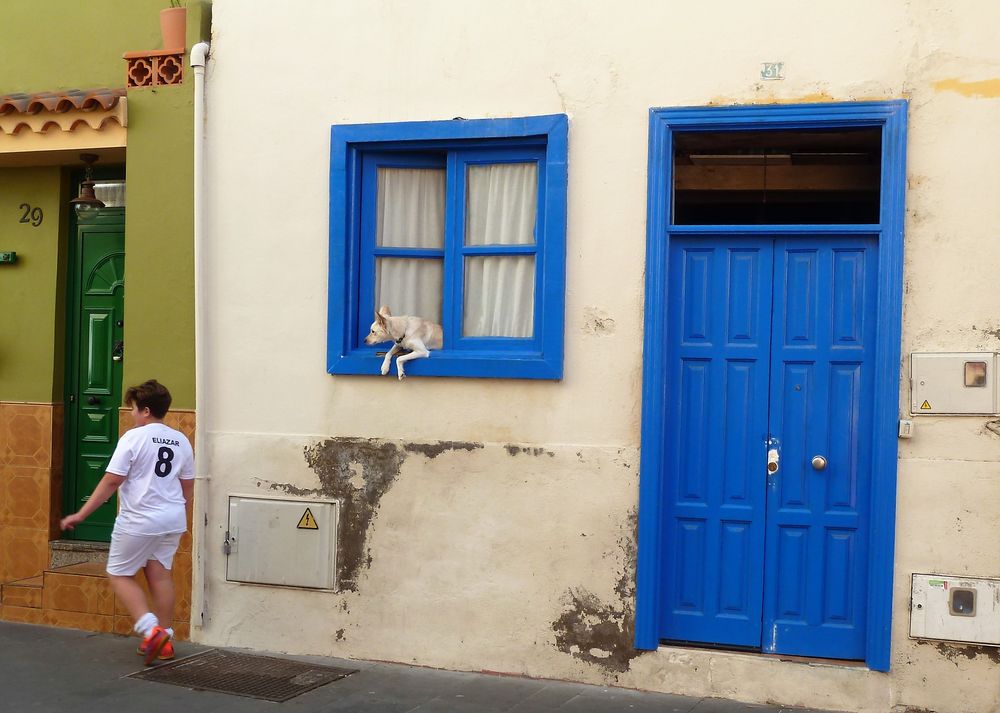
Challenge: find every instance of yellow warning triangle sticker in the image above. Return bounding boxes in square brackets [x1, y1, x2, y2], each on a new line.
[920, 400, 932, 410]
[296, 508, 319, 530]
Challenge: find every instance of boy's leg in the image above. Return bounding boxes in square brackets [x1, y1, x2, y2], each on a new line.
[108, 574, 152, 621]
[107, 531, 157, 634]
[144, 559, 175, 630]
[144, 532, 182, 631]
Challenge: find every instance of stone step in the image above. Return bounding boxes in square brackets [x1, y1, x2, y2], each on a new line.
[48, 539, 109, 569]
[1, 546, 191, 642]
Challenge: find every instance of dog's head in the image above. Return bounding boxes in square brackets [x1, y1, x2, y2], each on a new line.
[364, 305, 393, 344]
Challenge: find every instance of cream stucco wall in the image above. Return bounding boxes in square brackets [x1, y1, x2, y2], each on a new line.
[199, 2, 1000, 712]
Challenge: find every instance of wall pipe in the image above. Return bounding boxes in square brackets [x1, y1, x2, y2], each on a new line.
[190, 40, 210, 632]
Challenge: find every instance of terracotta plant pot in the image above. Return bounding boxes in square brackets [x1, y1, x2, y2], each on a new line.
[159, 7, 187, 51]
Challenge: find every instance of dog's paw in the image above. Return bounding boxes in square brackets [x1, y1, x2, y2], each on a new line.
[397, 370, 406, 381]
[380, 363, 390, 375]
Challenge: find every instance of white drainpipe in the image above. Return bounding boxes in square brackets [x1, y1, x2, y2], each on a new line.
[190, 41, 211, 632]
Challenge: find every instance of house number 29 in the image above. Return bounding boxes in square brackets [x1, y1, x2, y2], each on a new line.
[18, 203, 44, 227]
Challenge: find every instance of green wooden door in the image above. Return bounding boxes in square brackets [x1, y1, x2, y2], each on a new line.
[64, 209, 125, 541]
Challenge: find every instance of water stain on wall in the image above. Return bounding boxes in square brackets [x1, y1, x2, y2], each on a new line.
[404, 441, 483, 460]
[971, 323, 1000, 341]
[301, 438, 405, 591]
[921, 640, 1000, 666]
[933, 78, 1000, 99]
[503, 444, 555, 458]
[263, 437, 484, 591]
[552, 510, 640, 676]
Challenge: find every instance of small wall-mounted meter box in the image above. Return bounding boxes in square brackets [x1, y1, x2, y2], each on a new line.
[911, 352, 998, 415]
[0, 252, 17, 264]
[910, 573, 1000, 646]
[226, 496, 338, 590]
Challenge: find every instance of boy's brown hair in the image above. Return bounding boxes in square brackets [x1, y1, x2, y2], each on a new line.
[124, 380, 172, 419]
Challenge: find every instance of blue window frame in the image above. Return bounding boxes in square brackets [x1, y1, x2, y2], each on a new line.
[328, 115, 568, 379]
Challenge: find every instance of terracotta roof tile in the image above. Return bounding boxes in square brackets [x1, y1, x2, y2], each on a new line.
[0, 88, 125, 116]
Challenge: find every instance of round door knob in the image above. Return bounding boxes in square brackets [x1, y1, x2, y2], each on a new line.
[87, 396, 100, 405]
[811, 455, 828, 471]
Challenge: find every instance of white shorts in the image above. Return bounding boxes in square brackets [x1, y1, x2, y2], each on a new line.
[106, 531, 182, 576]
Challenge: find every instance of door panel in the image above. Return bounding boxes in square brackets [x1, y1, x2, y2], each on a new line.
[65, 212, 125, 542]
[85, 310, 114, 390]
[661, 235, 877, 661]
[762, 237, 877, 659]
[660, 238, 772, 648]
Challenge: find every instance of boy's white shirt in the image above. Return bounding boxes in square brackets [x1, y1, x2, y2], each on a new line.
[106, 422, 194, 536]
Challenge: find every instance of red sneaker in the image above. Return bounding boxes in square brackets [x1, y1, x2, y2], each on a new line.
[137, 639, 175, 661]
[141, 626, 172, 665]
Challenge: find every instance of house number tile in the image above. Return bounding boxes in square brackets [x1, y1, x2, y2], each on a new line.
[761, 62, 785, 81]
[17, 203, 44, 227]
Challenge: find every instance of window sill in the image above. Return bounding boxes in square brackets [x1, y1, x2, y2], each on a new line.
[328, 350, 562, 380]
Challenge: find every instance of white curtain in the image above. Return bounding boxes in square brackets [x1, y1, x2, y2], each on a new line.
[375, 168, 444, 322]
[93, 181, 126, 207]
[377, 168, 444, 248]
[465, 163, 536, 246]
[375, 257, 443, 324]
[372, 162, 538, 337]
[464, 255, 535, 337]
[463, 163, 537, 337]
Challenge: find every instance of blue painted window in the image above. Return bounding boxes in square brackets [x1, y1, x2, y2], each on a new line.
[328, 115, 568, 379]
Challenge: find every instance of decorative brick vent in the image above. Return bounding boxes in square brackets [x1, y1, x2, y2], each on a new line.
[124, 50, 184, 88]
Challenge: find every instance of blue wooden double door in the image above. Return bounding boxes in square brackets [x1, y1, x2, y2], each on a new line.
[660, 235, 877, 660]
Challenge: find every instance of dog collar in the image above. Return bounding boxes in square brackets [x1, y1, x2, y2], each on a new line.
[395, 336, 405, 345]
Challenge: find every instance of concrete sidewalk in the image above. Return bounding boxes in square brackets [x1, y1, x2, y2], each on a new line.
[1, 621, 844, 713]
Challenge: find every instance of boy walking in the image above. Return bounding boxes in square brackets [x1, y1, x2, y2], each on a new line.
[60, 380, 194, 665]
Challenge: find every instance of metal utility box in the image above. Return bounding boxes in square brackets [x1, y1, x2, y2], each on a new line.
[911, 352, 998, 415]
[910, 574, 1000, 646]
[226, 496, 338, 590]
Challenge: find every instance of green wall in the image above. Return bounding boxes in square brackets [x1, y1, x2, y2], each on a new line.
[122, 85, 196, 408]
[0, 168, 66, 401]
[0, 1, 209, 409]
[0, 1, 166, 96]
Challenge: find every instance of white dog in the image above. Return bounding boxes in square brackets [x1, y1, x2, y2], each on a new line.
[365, 306, 444, 380]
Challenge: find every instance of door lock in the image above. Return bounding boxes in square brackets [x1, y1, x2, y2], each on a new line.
[767, 448, 780, 474]
[811, 455, 828, 471]
[112, 341, 124, 362]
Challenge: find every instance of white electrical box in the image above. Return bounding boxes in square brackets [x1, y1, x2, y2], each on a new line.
[226, 496, 338, 590]
[911, 352, 998, 415]
[910, 573, 1000, 646]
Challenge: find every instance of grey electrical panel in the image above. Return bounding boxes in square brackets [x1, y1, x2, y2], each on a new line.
[911, 352, 998, 415]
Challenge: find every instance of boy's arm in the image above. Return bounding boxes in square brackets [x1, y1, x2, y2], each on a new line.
[60, 473, 126, 530]
[180, 478, 195, 532]
[181, 478, 194, 504]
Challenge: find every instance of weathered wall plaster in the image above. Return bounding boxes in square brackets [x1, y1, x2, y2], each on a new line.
[200, 2, 1000, 711]
[201, 434, 640, 673]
